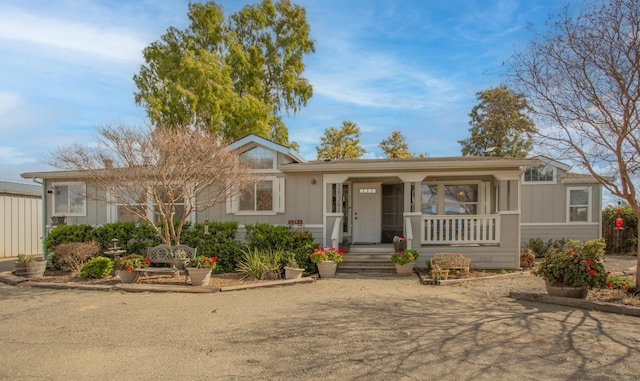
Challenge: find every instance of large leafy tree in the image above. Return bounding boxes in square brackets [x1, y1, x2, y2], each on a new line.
[379, 130, 414, 159]
[133, 0, 314, 148]
[316, 121, 366, 160]
[48, 125, 258, 246]
[458, 85, 535, 157]
[510, 0, 640, 285]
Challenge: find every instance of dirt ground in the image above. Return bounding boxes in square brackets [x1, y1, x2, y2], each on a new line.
[2, 256, 640, 380]
[31, 255, 640, 306]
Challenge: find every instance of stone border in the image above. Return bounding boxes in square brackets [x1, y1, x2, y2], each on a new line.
[509, 291, 640, 317]
[0, 271, 316, 294]
[416, 270, 531, 285]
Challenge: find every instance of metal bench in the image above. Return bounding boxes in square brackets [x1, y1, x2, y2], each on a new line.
[135, 244, 197, 283]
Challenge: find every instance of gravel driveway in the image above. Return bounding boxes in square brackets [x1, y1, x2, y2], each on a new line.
[1, 256, 640, 381]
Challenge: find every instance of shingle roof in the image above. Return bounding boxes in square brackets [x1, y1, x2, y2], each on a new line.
[0, 180, 42, 197]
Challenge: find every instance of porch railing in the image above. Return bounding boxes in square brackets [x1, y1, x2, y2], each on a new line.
[421, 215, 500, 244]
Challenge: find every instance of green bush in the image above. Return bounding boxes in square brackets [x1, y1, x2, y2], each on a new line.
[602, 204, 638, 254]
[245, 223, 291, 251]
[91, 222, 158, 254]
[181, 222, 242, 273]
[45, 224, 94, 254]
[80, 256, 113, 279]
[526, 238, 548, 258]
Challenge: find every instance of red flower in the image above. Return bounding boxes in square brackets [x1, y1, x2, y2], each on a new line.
[126, 268, 132, 273]
[210, 258, 217, 264]
[607, 271, 611, 275]
[622, 282, 627, 287]
[144, 257, 152, 264]
[568, 249, 575, 255]
[586, 259, 593, 265]
[588, 269, 596, 275]
[606, 282, 612, 288]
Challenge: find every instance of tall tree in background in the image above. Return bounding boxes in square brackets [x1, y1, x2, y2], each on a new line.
[316, 121, 366, 160]
[48, 125, 258, 246]
[379, 130, 413, 158]
[133, 0, 314, 149]
[458, 85, 535, 157]
[510, 0, 640, 285]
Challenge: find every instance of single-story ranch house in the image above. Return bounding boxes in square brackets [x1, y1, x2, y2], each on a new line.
[21, 134, 604, 271]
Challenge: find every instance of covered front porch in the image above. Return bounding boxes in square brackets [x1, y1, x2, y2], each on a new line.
[317, 159, 526, 270]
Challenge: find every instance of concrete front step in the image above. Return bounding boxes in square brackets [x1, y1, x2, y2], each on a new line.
[338, 251, 396, 274]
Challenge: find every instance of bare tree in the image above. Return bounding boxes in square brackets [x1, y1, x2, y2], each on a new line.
[49, 125, 258, 246]
[510, 0, 640, 285]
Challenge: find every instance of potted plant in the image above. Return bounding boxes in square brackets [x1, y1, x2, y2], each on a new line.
[534, 238, 607, 298]
[338, 238, 351, 254]
[284, 253, 305, 280]
[113, 254, 149, 283]
[186, 256, 217, 286]
[14, 254, 47, 278]
[172, 249, 189, 270]
[310, 248, 344, 278]
[393, 235, 407, 252]
[391, 249, 419, 276]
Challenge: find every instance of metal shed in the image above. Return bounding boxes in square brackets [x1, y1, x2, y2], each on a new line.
[0, 180, 43, 258]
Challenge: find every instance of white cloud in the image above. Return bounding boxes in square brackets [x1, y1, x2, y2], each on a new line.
[0, 8, 146, 63]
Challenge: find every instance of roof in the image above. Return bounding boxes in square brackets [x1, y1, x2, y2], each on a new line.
[280, 156, 538, 172]
[0, 180, 42, 197]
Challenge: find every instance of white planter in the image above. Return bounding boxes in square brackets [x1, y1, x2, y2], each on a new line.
[187, 268, 212, 286]
[395, 261, 415, 276]
[316, 260, 338, 278]
[284, 267, 304, 279]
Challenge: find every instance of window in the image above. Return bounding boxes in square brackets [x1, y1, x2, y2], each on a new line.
[444, 185, 478, 215]
[420, 183, 481, 215]
[229, 177, 284, 214]
[420, 185, 438, 215]
[239, 146, 275, 170]
[53, 182, 86, 216]
[240, 180, 273, 212]
[524, 165, 555, 183]
[568, 187, 591, 222]
[115, 187, 147, 223]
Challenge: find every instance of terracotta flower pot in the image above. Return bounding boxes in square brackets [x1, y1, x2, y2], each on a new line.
[316, 260, 338, 278]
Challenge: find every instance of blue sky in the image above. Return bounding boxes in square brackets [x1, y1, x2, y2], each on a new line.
[0, 0, 570, 183]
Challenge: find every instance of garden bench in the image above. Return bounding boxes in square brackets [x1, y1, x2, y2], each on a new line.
[134, 244, 197, 283]
[430, 252, 471, 274]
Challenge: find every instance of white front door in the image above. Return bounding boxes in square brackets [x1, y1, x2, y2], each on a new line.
[352, 182, 381, 244]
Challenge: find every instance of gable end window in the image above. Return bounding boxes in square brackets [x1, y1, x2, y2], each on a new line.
[567, 187, 591, 223]
[52, 182, 86, 216]
[523, 165, 555, 184]
[239, 146, 275, 171]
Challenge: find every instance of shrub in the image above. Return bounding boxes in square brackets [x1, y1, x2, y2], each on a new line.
[113, 254, 149, 272]
[520, 249, 535, 270]
[526, 238, 548, 258]
[80, 256, 113, 279]
[535, 239, 607, 289]
[605, 275, 631, 290]
[245, 223, 291, 251]
[53, 241, 102, 274]
[181, 221, 242, 273]
[236, 248, 283, 280]
[91, 222, 158, 255]
[44, 224, 94, 254]
[287, 231, 319, 274]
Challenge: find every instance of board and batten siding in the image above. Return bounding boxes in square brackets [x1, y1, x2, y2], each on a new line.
[1, 192, 43, 258]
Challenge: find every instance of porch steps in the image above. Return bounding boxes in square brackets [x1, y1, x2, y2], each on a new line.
[338, 247, 396, 275]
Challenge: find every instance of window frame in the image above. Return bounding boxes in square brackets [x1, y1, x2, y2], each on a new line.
[228, 176, 285, 216]
[51, 182, 86, 217]
[420, 181, 483, 216]
[567, 187, 592, 223]
[522, 165, 556, 184]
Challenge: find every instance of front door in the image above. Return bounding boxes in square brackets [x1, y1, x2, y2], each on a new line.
[352, 182, 381, 244]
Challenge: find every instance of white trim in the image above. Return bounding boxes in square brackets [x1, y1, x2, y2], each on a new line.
[521, 165, 557, 185]
[567, 186, 592, 223]
[225, 134, 305, 163]
[51, 181, 86, 217]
